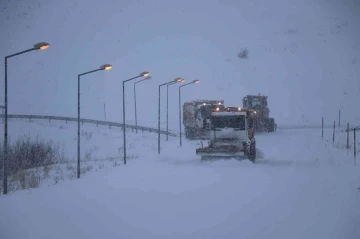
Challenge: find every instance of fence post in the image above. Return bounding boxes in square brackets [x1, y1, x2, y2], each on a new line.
[347, 123, 350, 149]
[333, 120, 335, 143]
[354, 128, 356, 159]
[321, 117, 324, 139]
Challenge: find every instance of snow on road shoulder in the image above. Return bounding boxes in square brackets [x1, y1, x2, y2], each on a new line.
[0, 124, 360, 239]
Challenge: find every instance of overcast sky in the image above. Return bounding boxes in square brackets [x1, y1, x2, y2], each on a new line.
[0, 0, 359, 128]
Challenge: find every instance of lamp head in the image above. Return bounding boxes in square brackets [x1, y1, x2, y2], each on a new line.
[140, 72, 150, 77]
[33, 42, 49, 50]
[100, 64, 112, 70]
[175, 77, 185, 83]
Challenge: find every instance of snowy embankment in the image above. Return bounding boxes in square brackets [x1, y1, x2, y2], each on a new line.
[0, 119, 359, 239]
[0, 118, 163, 191]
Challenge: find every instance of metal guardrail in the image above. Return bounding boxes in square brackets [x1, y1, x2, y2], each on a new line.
[0, 114, 177, 137]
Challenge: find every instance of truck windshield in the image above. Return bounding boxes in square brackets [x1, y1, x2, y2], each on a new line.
[200, 105, 224, 118]
[250, 98, 262, 107]
[211, 115, 246, 130]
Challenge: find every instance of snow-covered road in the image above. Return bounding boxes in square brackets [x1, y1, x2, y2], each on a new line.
[0, 121, 359, 239]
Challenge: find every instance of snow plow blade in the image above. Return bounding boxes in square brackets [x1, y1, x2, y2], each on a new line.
[196, 146, 246, 159]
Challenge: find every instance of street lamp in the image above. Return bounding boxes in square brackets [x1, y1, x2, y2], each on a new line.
[158, 78, 184, 154]
[166, 79, 184, 141]
[179, 79, 200, 147]
[134, 76, 151, 134]
[77, 64, 112, 179]
[123, 71, 150, 164]
[3, 42, 49, 195]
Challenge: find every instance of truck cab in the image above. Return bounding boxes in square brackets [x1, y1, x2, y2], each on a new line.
[242, 94, 276, 132]
[196, 107, 256, 161]
[196, 103, 225, 129]
[183, 100, 225, 139]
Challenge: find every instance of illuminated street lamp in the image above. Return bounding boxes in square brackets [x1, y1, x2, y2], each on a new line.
[77, 64, 112, 179]
[158, 78, 184, 154]
[179, 79, 200, 147]
[166, 78, 184, 141]
[3, 42, 49, 195]
[134, 76, 151, 134]
[123, 71, 150, 164]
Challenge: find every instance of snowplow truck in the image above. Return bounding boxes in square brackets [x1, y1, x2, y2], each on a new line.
[196, 106, 257, 162]
[183, 100, 225, 140]
[242, 94, 277, 133]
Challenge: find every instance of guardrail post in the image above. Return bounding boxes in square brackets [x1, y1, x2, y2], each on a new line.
[132, 127, 134, 132]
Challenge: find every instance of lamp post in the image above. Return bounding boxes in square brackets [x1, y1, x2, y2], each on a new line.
[77, 64, 112, 179]
[3, 42, 49, 195]
[166, 81, 180, 141]
[134, 76, 151, 134]
[0, 105, 5, 124]
[158, 78, 184, 154]
[179, 80, 200, 147]
[123, 71, 150, 164]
